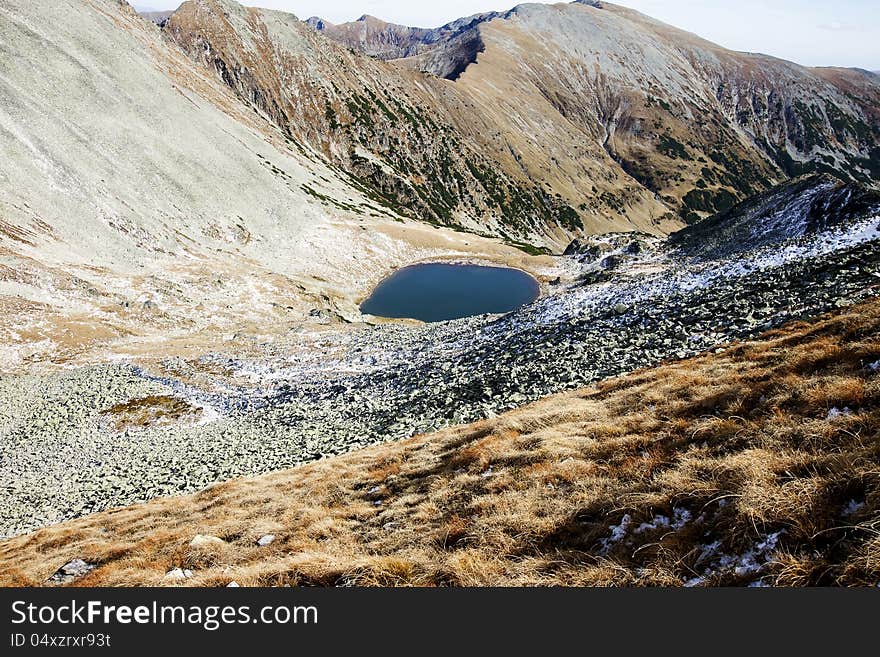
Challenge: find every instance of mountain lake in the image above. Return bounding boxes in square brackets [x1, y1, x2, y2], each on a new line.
[360, 263, 540, 322]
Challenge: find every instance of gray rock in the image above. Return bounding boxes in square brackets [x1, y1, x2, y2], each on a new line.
[600, 255, 620, 269]
[164, 568, 193, 582]
[48, 559, 96, 584]
[190, 534, 226, 549]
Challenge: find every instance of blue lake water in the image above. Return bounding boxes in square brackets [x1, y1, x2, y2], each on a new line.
[360, 263, 540, 323]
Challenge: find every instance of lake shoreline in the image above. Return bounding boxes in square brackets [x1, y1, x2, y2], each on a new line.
[359, 262, 541, 323]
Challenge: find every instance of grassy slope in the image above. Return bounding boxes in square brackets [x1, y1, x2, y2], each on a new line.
[1, 300, 879, 587]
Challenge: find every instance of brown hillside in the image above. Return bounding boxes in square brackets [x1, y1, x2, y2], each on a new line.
[2, 299, 879, 587]
[166, 0, 880, 241]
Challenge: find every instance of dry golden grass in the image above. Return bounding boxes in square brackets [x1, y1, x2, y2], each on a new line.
[99, 395, 204, 433]
[2, 300, 879, 587]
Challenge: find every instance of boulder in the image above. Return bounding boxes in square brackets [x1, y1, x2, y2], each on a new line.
[190, 534, 226, 549]
[600, 255, 620, 270]
[48, 559, 96, 584]
[164, 568, 193, 582]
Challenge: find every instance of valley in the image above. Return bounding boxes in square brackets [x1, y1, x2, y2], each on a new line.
[2, 173, 877, 538]
[3, 283, 879, 587]
[0, 0, 878, 587]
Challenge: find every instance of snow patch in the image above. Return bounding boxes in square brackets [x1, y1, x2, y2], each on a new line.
[635, 507, 692, 534]
[685, 532, 784, 585]
[599, 514, 632, 554]
[827, 406, 853, 420]
[197, 403, 222, 426]
[843, 499, 865, 517]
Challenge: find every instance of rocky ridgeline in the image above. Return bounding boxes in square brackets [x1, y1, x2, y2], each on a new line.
[156, 0, 880, 238]
[1, 179, 879, 537]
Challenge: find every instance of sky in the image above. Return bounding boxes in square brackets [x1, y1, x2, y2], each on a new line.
[135, 1, 880, 70]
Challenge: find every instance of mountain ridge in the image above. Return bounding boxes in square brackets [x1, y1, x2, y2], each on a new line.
[155, 2, 880, 242]
[2, 0, 877, 375]
[302, 1, 880, 186]
[0, 0, 547, 372]
[305, 10, 510, 63]
[2, 2, 880, 585]
[163, 0, 608, 240]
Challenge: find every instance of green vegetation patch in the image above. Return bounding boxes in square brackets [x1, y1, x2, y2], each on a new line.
[658, 134, 691, 160]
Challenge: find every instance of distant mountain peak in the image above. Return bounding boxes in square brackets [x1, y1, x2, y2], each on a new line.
[305, 16, 331, 30]
[136, 7, 174, 26]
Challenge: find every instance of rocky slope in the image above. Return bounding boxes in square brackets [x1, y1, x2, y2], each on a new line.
[305, 12, 504, 64]
[1, 0, 879, 545]
[2, 174, 877, 537]
[3, 287, 879, 587]
[304, 1, 880, 229]
[163, 0, 588, 242]
[0, 0, 548, 372]
[669, 174, 880, 259]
